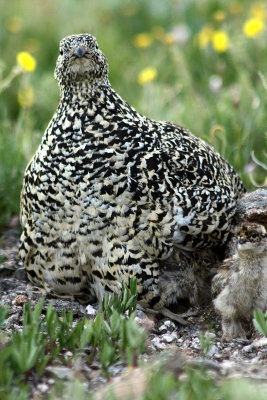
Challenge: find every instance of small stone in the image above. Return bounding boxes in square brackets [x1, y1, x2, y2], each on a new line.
[164, 320, 176, 330]
[204, 331, 216, 339]
[206, 345, 218, 357]
[243, 344, 253, 353]
[85, 304, 97, 316]
[158, 324, 167, 333]
[192, 338, 201, 350]
[135, 316, 155, 331]
[252, 337, 267, 348]
[37, 383, 49, 393]
[161, 332, 177, 343]
[64, 351, 73, 359]
[13, 295, 28, 306]
[151, 338, 167, 350]
[46, 366, 73, 379]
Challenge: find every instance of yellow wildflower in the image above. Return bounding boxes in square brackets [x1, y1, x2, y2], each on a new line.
[18, 86, 34, 107]
[212, 31, 229, 52]
[228, 2, 243, 15]
[133, 33, 152, 49]
[17, 52, 36, 72]
[137, 67, 157, 85]
[250, 4, 265, 20]
[243, 18, 264, 37]
[197, 26, 213, 49]
[164, 33, 175, 45]
[5, 16, 23, 33]
[214, 10, 226, 22]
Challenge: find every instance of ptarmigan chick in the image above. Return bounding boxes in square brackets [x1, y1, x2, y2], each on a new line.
[212, 222, 267, 340]
[159, 248, 219, 308]
[19, 34, 245, 309]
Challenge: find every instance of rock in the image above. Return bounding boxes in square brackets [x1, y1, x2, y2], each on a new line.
[161, 332, 177, 343]
[85, 304, 97, 317]
[235, 189, 267, 226]
[204, 331, 216, 339]
[13, 294, 29, 306]
[36, 383, 49, 393]
[46, 366, 73, 380]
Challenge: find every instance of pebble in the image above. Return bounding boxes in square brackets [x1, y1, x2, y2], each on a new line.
[161, 332, 177, 343]
[64, 351, 73, 359]
[206, 345, 218, 357]
[164, 320, 176, 330]
[36, 383, 49, 393]
[204, 331, 216, 339]
[13, 294, 29, 306]
[46, 366, 73, 379]
[158, 324, 168, 333]
[85, 304, 97, 316]
[151, 338, 167, 350]
[192, 338, 201, 350]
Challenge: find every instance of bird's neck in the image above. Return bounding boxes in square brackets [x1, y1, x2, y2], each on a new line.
[59, 80, 111, 103]
[58, 80, 143, 122]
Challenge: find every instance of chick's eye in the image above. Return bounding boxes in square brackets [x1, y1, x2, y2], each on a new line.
[251, 233, 258, 239]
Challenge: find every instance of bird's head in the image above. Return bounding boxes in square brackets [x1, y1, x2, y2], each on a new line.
[237, 222, 267, 256]
[54, 34, 109, 88]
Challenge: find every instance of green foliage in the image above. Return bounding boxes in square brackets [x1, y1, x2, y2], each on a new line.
[0, 305, 8, 330]
[0, 254, 8, 263]
[253, 309, 267, 336]
[144, 368, 177, 400]
[199, 332, 215, 357]
[178, 367, 220, 400]
[100, 278, 138, 318]
[0, 281, 145, 397]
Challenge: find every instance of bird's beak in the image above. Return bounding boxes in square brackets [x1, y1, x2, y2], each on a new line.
[75, 46, 86, 58]
[238, 238, 245, 244]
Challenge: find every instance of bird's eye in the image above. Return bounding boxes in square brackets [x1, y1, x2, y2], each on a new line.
[59, 49, 64, 55]
[251, 233, 258, 239]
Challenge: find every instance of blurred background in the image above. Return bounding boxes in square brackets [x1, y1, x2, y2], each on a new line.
[0, 0, 266, 230]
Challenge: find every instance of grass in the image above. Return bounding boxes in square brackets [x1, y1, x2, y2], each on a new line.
[0, 0, 266, 230]
[0, 280, 145, 399]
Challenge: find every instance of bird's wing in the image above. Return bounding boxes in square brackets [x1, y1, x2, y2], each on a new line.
[211, 257, 236, 297]
[127, 142, 238, 249]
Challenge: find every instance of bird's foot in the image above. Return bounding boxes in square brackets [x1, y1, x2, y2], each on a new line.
[143, 306, 198, 325]
[221, 318, 247, 341]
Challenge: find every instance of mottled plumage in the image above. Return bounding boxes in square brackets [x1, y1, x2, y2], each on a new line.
[212, 222, 267, 339]
[20, 34, 245, 309]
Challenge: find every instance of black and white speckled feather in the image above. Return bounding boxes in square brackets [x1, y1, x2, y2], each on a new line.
[19, 34, 246, 307]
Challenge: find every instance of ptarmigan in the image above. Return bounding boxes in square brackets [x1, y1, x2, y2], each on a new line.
[159, 248, 219, 308]
[212, 222, 267, 339]
[19, 34, 245, 309]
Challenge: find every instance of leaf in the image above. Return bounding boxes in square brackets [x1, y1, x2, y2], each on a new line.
[253, 309, 267, 336]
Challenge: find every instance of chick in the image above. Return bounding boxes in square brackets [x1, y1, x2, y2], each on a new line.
[212, 222, 267, 340]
